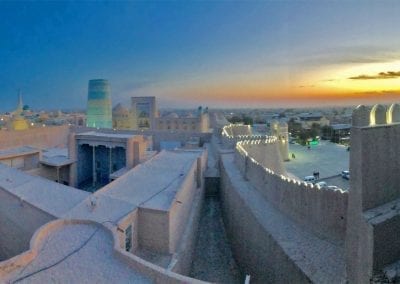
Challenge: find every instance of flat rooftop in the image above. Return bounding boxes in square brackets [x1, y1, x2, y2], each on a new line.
[6, 222, 150, 284]
[41, 147, 74, 167]
[65, 150, 203, 223]
[285, 140, 350, 190]
[0, 146, 39, 160]
[77, 131, 136, 139]
[0, 164, 89, 217]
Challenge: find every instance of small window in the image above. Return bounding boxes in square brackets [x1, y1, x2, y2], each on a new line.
[125, 225, 132, 252]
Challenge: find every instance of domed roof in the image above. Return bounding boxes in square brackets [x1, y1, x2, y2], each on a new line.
[112, 103, 129, 115]
[166, 112, 179, 118]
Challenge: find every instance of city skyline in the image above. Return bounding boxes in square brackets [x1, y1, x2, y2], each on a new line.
[1, 1, 400, 111]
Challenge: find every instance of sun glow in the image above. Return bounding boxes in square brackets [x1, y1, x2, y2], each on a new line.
[319, 60, 400, 92]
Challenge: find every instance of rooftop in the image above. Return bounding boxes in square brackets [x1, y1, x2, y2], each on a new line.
[0, 164, 89, 217]
[41, 148, 74, 167]
[77, 131, 136, 139]
[0, 146, 39, 160]
[65, 150, 202, 223]
[6, 222, 151, 284]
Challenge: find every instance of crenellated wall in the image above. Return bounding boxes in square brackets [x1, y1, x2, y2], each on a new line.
[234, 140, 348, 243]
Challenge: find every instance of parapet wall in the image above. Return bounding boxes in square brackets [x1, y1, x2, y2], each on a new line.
[0, 125, 71, 150]
[236, 138, 285, 175]
[235, 140, 348, 243]
[220, 124, 255, 148]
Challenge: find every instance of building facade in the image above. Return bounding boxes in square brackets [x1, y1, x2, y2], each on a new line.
[131, 96, 158, 130]
[155, 107, 210, 133]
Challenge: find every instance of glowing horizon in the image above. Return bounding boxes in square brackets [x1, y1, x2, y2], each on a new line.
[1, 1, 400, 110]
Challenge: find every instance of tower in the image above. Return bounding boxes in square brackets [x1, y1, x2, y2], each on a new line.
[86, 79, 112, 128]
[271, 120, 289, 161]
[16, 89, 23, 114]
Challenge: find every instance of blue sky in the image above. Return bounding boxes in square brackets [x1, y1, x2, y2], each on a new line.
[1, 1, 400, 111]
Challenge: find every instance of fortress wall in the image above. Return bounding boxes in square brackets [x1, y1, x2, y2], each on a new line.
[239, 141, 286, 175]
[0, 188, 55, 261]
[346, 104, 400, 282]
[0, 125, 71, 150]
[235, 145, 348, 243]
[220, 156, 310, 283]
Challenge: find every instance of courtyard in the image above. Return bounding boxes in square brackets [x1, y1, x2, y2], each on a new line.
[284, 140, 350, 191]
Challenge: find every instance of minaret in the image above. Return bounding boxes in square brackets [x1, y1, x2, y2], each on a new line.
[86, 79, 112, 129]
[16, 89, 23, 114]
[11, 89, 29, 131]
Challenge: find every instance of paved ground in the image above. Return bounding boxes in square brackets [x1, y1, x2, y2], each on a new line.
[284, 141, 350, 190]
[190, 196, 243, 283]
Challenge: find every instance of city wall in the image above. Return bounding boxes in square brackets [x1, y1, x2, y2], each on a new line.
[0, 188, 55, 261]
[219, 155, 311, 283]
[0, 125, 71, 150]
[235, 140, 348, 243]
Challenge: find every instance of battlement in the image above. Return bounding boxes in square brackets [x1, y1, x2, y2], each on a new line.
[234, 143, 348, 244]
[352, 103, 400, 127]
[221, 124, 252, 138]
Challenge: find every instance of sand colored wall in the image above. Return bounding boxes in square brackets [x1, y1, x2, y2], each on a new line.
[346, 104, 400, 283]
[235, 141, 348, 244]
[0, 188, 55, 261]
[138, 208, 169, 253]
[118, 210, 139, 253]
[138, 150, 207, 255]
[0, 125, 70, 150]
[219, 156, 310, 283]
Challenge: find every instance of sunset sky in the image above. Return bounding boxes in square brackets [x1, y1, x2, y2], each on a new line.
[1, 1, 400, 110]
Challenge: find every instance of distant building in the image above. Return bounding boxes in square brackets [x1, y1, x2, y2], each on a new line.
[112, 103, 136, 130]
[296, 112, 330, 129]
[330, 123, 351, 144]
[131, 96, 158, 130]
[156, 106, 210, 133]
[86, 79, 112, 129]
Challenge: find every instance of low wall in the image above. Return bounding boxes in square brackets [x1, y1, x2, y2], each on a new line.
[0, 125, 71, 150]
[0, 188, 55, 261]
[235, 143, 348, 243]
